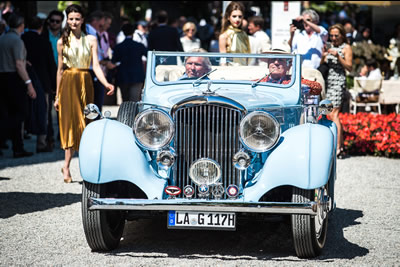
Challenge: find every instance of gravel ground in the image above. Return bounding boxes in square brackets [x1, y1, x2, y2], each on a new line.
[1, 106, 399, 266]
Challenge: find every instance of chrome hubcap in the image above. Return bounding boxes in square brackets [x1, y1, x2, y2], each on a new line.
[314, 187, 329, 238]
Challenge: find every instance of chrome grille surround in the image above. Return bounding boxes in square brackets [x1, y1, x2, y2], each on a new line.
[171, 95, 246, 199]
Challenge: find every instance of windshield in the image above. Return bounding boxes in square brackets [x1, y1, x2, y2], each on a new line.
[153, 53, 295, 87]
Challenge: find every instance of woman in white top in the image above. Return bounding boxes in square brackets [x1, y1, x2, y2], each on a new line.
[180, 22, 201, 52]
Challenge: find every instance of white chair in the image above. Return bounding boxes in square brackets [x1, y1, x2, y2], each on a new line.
[349, 78, 382, 114]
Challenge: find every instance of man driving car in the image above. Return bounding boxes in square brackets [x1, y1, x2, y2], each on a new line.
[180, 48, 212, 79]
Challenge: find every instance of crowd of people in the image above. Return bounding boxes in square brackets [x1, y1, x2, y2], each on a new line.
[1, 1, 399, 171]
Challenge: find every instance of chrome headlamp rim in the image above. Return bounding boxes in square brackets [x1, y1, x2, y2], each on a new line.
[189, 158, 222, 186]
[239, 111, 281, 153]
[133, 108, 174, 151]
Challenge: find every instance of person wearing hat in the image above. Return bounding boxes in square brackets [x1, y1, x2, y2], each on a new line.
[257, 50, 323, 97]
[258, 56, 292, 84]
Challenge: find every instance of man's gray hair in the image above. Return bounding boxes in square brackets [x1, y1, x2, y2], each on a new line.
[302, 9, 319, 24]
[184, 48, 212, 72]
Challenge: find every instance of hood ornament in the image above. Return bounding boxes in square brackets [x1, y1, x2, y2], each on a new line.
[203, 80, 214, 95]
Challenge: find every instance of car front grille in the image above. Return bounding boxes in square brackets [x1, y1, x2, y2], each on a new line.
[173, 103, 243, 199]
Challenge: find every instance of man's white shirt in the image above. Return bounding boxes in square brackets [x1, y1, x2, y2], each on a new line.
[249, 30, 271, 54]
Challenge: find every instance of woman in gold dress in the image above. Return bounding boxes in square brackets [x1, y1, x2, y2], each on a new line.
[219, 1, 250, 65]
[54, 4, 114, 183]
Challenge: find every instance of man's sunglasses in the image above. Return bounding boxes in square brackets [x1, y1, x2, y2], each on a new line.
[50, 19, 61, 24]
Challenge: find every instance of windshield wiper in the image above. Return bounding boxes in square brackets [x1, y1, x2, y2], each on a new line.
[251, 73, 268, 88]
[192, 68, 217, 87]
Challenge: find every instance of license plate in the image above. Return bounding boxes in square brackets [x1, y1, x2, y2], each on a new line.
[167, 211, 236, 230]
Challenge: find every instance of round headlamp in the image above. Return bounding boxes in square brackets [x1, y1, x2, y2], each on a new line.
[239, 111, 280, 152]
[189, 158, 221, 186]
[133, 109, 174, 150]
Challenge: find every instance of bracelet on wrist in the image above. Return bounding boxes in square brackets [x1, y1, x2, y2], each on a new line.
[25, 79, 32, 85]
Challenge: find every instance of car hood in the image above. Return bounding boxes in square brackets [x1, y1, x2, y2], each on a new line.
[143, 84, 300, 110]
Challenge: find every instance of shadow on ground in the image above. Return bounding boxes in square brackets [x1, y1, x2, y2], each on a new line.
[97, 207, 368, 261]
[0, 146, 67, 170]
[0, 192, 81, 219]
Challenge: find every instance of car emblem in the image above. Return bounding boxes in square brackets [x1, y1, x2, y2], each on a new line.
[198, 184, 209, 199]
[226, 185, 239, 199]
[165, 186, 181, 199]
[183, 185, 195, 199]
[212, 183, 224, 200]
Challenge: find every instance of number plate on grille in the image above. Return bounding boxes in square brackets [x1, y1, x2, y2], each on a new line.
[167, 211, 236, 230]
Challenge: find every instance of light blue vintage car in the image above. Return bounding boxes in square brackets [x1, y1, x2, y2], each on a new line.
[80, 51, 337, 258]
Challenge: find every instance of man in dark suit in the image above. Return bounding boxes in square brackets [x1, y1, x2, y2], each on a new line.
[22, 16, 55, 152]
[111, 23, 147, 102]
[148, 10, 183, 65]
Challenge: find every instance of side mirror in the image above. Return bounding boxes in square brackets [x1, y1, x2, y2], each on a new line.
[318, 99, 333, 116]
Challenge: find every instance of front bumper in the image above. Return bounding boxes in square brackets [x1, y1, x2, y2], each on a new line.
[89, 198, 318, 216]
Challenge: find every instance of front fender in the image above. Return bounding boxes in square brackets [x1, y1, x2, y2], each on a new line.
[79, 119, 166, 199]
[244, 123, 334, 202]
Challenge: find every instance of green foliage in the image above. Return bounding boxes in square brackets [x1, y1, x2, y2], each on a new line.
[121, 2, 150, 22]
[310, 1, 342, 13]
[58, 1, 81, 12]
[346, 75, 354, 89]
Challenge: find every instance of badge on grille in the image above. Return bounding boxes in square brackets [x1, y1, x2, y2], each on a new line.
[212, 183, 224, 200]
[183, 185, 195, 199]
[165, 186, 181, 199]
[226, 185, 239, 199]
[198, 184, 209, 198]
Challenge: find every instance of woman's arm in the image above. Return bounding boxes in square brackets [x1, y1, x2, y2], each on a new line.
[89, 35, 114, 95]
[339, 44, 353, 72]
[219, 33, 227, 53]
[54, 39, 64, 111]
[327, 44, 352, 72]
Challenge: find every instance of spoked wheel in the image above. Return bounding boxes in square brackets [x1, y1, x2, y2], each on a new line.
[82, 181, 125, 251]
[291, 185, 329, 258]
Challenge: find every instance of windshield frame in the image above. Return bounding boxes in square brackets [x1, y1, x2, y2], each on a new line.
[148, 51, 299, 89]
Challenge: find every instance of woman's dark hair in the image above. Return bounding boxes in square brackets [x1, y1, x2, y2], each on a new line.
[329, 23, 348, 45]
[221, 1, 245, 33]
[366, 59, 378, 69]
[62, 4, 86, 47]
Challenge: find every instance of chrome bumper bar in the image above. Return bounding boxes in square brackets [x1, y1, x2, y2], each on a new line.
[89, 198, 318, 216]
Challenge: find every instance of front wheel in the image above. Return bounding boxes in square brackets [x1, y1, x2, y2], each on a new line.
[116, 101, 138, 128]
[291, 185, 329, 258]
[82, 181, 125, 251]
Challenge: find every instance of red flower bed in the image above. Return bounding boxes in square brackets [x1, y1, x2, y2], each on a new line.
[338, 113, 400, 157]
